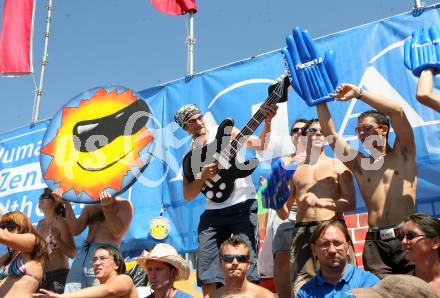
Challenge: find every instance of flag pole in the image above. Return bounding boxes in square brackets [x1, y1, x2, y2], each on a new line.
[187, 12, 195, 76]
[412, 0, 425, 15]
[31, 0, 53, 124]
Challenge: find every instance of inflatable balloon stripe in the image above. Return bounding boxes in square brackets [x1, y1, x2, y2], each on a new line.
[281, 27, 338, 106]
[404, 26, 440, 77]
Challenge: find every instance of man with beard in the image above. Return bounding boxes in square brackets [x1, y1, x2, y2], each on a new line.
[297, 220, 379, 297]
[174, 103, 277, 297]
[288, 119, 356, 295]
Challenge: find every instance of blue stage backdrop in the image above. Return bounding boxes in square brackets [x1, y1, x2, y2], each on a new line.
[0, 6, 439, 256]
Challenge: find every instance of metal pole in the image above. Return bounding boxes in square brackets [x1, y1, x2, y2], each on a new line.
[413, 0, 424, 9]
[31, 0, 53, 124]
[187, 12, 195, 76]
[412, 0, 425, 15]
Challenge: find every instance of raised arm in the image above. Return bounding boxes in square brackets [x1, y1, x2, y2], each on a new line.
[330, 83, 415, 155]
[99, 193, 133, 239]
[316, 102, 362, 172]
[53, 189, 89, 236]
[0, 229, 36, 253]
[416, 68, 440, 112]
[244, 104, 278, 151]
[33, 274, 136, 298]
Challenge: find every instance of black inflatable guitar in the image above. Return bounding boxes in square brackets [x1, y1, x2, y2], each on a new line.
[182, 75, 290, 203]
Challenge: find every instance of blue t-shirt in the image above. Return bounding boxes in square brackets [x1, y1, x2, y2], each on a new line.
[297, 264, 380, 298]
[145, 289, 194, 298]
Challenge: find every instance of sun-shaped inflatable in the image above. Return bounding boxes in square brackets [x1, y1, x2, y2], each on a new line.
[40, 86, 155, 203]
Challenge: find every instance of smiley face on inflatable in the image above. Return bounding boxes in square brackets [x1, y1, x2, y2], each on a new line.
[150, 216, 170, 240]
[40, 86, 155, 203]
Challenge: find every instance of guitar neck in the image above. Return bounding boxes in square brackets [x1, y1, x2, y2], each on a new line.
[226, 78, 285, 158]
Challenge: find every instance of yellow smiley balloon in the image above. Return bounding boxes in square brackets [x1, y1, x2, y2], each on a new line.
[150, 216, 170, 240]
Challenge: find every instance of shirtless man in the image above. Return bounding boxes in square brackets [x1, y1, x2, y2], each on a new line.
[33, 245, 138, 298]
[316, 83, 416, 277]
[53, 189, 134, 292]
[264, 118, 307, 298]
[416, 68, 440, 113]
[210, 235, 274, 298]
[287, 119, 356, 294]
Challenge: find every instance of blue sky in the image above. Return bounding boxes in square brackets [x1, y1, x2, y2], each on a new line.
[0, 0, 436, 133]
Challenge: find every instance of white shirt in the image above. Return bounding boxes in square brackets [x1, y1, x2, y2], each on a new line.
[191, 128, 256, 210]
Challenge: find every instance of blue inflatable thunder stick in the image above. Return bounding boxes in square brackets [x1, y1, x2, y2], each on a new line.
[281, 27, 338, 106]
[404, 26, 440, 77]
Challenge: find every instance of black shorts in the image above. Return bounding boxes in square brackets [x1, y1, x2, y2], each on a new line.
[196, 199, 259, 287]
[41, 268, 69, 294]
[363, 235, 415, 278]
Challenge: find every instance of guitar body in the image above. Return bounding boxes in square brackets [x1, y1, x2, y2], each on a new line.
[182, 118, 258, 203]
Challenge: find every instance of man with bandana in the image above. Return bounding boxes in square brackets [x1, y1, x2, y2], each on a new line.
[174, 103, 277, 298]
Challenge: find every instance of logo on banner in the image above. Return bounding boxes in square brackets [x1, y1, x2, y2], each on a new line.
[150, 216, 170, 240]
[40, 86, 155, 203]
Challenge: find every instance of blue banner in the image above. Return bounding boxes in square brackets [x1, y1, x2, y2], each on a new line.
[0, 6, 439, 256]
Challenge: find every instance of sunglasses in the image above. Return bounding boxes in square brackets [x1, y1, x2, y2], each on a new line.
[397, 231, 429, 241]
[221, 254, 249, 263]
[306, 127, 322, 134]
[354, 124, 380, 134]
[0, 221, 18, 231]
[290, 127, 303, 135]
[39, 194, 54, 201]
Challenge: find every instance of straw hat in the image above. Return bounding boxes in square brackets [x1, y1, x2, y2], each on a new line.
[352, 275, 438, 298]
[136, 243, 190, 281]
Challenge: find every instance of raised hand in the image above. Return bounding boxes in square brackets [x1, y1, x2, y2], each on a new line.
[99, 191, 115, 207]
[260, 104, 278, 125]
[329, 83, 361, 101]
[281, 27, 338, 106]
[404, 26, 440, 77]
[52, 188, 65, 203]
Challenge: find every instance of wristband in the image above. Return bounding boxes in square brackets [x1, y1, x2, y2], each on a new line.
[356, 88, 365, 99]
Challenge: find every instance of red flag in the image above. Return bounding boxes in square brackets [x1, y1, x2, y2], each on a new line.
[151, 0, 197, 16]
[0, 0, 35, 75]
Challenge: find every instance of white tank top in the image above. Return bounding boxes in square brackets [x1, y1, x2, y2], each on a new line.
[191, 129, 256, 210]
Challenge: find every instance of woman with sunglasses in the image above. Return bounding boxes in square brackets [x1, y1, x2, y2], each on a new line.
[401, 213, 440, 295]
[37, 188, 76, 293]
[0, 211, 48, 297]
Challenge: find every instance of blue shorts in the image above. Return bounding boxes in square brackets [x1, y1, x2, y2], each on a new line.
[196, 199, 259, 287]
[64, 241, 116, 293]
